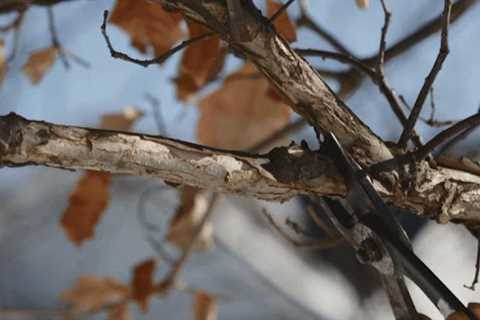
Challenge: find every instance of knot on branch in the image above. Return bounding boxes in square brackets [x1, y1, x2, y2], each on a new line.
[0, 112, 25, 157]
[261, 142, 333, 184]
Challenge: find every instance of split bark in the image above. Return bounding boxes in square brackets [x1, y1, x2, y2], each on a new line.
[0, 0, 480, 225]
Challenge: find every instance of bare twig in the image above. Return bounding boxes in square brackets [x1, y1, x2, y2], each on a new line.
[296, 48, 376, 78]
[371, 0, 424, 149]
[399, 93, 457, 128]
[363, 0, 476, 65]
[398, 0, 453, 148]
[100, 10, 215, 67]
[369, 112, 480, 173]
[435, 108, 480, 157]
[376, 0, 390, 74]
[47, 6, 69, 68]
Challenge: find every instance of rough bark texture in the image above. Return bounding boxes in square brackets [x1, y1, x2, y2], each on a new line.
[149, 0, 480, 225]
[1, 0, 480, 225]
[0, 113, 344, 201]
[2, 113, 480, 224]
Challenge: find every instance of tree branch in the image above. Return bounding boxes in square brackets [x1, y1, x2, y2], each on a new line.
[2, 113, 480, 224]
[0, 113, 343, 201]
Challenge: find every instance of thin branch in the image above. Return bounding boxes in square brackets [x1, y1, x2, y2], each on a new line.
[376, 0, 391, 74]
[100, 10, 215, 67]
[363, 0, 476, 65]
[435, 108, 480, 157]
[398, 0, 453, 148]
[369, 112, 480, 173]
[295, 48, 375, 77]
[399, 93, 457, 128]
[47, 6, 69, 68]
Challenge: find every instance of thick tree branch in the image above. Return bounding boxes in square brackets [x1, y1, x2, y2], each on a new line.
[153, 0, 393, 167]
[0, 113, 343, 201]
[2, 113, 480, 224]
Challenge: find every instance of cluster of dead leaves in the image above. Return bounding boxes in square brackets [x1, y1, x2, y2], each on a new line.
[61, 258, 217, 320]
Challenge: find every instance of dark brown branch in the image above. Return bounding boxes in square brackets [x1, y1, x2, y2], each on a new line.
[47, 6, 69, 68]
[399, 93, 457, 128]
[369, 112, 480, 173]
[295, 48, 375, 77]
[100, 10, 215, 67]
[363, 0, 477, 65]
[398, 0, 453, 148]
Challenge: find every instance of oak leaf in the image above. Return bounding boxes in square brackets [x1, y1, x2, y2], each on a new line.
[60, 275, 130, 315]
[267, 0, 297, 43]
[193, 292, 217, 320]
[176, 21, 226, 101]
[22, 47, 58, 84]
[166, 186, 213, 251]
[131, 258, 157, 312]
[197, 63, 291, 149]
[109, 0, 184, 57]
[60, 107, 143, 246]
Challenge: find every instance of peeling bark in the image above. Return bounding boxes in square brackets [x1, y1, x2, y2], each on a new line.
[1, 113, 480, 224]
[0, 113, 344, 202]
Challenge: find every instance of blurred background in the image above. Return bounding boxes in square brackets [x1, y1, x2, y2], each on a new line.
[0, 0, 479, 319]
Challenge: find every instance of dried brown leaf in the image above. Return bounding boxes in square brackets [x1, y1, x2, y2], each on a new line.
[193, 292, 217, 320]
[131, 258, 156, 312]
[355, 0, 369, 9]
[60, 107, 143, 246]
[176, 21, 226, 101]
[61, 171, 112, 246]
[166, 186, 213, 251]
[109, 0, 184, 57]
[197, 63, 291, 149]
[22, 47, 58, 84]
[267, 0, 297, 42]
[60, 275, 130, 315]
